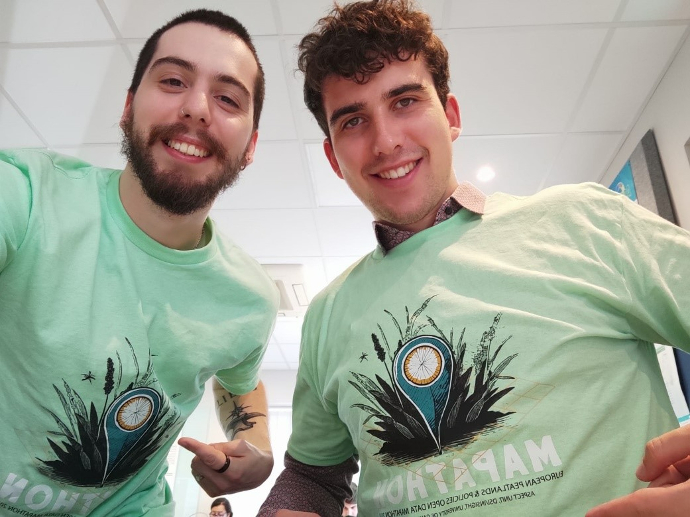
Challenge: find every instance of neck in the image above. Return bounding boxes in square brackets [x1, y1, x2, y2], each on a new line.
[119, 165, 209, 250]
[383, 179, 459, 233]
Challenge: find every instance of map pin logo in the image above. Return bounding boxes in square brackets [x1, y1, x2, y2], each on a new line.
[394, 335, 453, 452]
[102, 387, 161, 482]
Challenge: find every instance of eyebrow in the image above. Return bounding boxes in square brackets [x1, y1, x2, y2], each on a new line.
[149, 56, 251, 100]
[328, 82, 427, 130]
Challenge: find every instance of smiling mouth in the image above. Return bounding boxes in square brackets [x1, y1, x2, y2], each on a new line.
[165, 139, 210, 158]
[376, 160, 418, 179]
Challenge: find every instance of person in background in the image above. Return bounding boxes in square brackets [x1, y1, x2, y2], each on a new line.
[342, 482, 358, 516]
[210, 497, 233, 517]
[0, 8, 279, 516]
[258, 1, 690, 515]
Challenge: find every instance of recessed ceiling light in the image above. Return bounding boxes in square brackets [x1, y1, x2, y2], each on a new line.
[476, 165, 496, 182]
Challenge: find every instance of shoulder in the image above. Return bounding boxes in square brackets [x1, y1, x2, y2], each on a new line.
[1, 148, 114, 189]
[211, 226, 281, 310]
[486, 182, 626, 223]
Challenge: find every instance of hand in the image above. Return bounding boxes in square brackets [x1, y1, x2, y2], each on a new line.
[274, 511, 320, 517]
[586, 425, 690, 516]
[178, 436, 274, 496]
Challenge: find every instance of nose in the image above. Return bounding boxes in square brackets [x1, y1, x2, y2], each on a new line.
[179, 89, 211, 125]
[371, 114, 402, 156]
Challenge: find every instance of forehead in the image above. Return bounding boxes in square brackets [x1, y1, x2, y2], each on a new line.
[149, 22, 258, 86]
[321, 57, 432, 113]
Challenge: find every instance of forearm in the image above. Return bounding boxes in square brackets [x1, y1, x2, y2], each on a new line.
[214, 377, 271, 453]
[258, 452, 358, 516]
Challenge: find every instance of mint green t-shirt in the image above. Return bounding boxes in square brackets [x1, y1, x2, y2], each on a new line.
[288, 183, 690, 517]
[0, 149, 279, 516]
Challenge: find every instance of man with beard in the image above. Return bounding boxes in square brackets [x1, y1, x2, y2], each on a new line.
[0, 9, 278, 516]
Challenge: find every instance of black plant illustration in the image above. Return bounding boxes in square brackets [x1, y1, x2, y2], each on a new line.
[37, 338, 180, 486]
[350, 297, 517, 465]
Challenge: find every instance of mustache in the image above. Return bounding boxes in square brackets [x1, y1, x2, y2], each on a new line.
[147, 122, 226, 160]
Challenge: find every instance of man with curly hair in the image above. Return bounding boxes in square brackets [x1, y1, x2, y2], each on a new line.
[259, 1, 690, 516]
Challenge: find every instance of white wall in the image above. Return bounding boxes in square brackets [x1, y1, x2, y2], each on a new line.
[603, 32, 690, 230]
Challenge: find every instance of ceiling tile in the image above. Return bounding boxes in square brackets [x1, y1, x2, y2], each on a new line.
[323, 256, 362, 283]
[282, 36, 326, 141]
[50, 144, 126, 170]
[277, 0, 443, 34]
[544, 133, 624, 187]
[572, 25, 687, 132]
[454, 134, 562, 196]
[279, 343, 301, 363]
[210, 208, 322, 257]
[622, 0, 690, 21]
[305, 143, 362, 207]
[104, 0, 277, 38]
[0, 0, 115, 43]
[313, 206, 378, 257]
[254, 38, 298, 141]
[260, 362, 288, 370]
[277, 0, 339, 35]
[0, 96, 43, 147]
[262, 343, 286, 363]
[214, 141, 312, 210]
[271, 318, 303, 345]
[446, 27, 608, 135]
[2, 46, 131, 146]
[447, 0, 620, 28]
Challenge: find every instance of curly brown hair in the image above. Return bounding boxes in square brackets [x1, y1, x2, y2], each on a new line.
[298, 0, 450, 137]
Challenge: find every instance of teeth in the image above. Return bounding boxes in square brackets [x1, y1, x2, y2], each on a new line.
[378, 161, 416, 180]
[165, 139, 210, 158]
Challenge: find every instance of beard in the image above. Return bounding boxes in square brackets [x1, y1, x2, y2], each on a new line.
[121, 110, 249, 215]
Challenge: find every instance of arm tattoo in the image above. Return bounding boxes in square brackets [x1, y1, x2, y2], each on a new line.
[223, 400, 265, 439]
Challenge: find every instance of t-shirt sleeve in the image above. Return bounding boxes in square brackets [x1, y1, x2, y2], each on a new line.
[287, 293, 357, 466]
[614, 192, 690, 352]
[215, 342, 266, 395]
[215, 296, 277, 395]
[0, 152, 32, 272]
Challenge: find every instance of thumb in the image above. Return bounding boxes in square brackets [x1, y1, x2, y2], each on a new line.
[178, 437, 228, 471]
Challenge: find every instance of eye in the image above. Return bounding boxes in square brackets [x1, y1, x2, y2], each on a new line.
[343, 116, 362, 130]
[161, 78, 185, 88]
[217, 95, 239, 108]
[395, 97, 416, 109]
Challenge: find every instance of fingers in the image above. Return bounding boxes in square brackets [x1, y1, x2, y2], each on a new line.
[178, 437, 230, 472]
[637, 426, 690, 482]
[586, 484, 690, 517]
[647, 464, 688, 488]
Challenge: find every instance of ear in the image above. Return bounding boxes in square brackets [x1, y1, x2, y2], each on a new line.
[323, 138, 344, 179]
[120, 91, 134, 130]
[444, 93, 462, 142]
[242, 131, 259, 166]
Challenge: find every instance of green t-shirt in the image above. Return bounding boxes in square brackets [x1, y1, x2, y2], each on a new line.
[0, 149, 278, 516]
[289, 183, 690, 517]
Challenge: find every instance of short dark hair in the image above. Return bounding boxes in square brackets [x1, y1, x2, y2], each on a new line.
[211, 497, 232, 514]
[345, 481, 358, 504]
[128, 9, 265, 131]
[298, 0, 450, 137]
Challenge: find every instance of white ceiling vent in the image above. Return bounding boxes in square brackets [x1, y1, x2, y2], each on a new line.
[262, 264, 310, 317]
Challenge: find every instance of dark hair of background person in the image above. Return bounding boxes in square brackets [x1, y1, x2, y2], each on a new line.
[211, 496, 232, 515]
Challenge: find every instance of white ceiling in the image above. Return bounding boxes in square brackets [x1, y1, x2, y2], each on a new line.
[2, 0, 689, 370]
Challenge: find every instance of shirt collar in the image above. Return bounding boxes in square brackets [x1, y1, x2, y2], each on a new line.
[373, 182, 486, 252]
